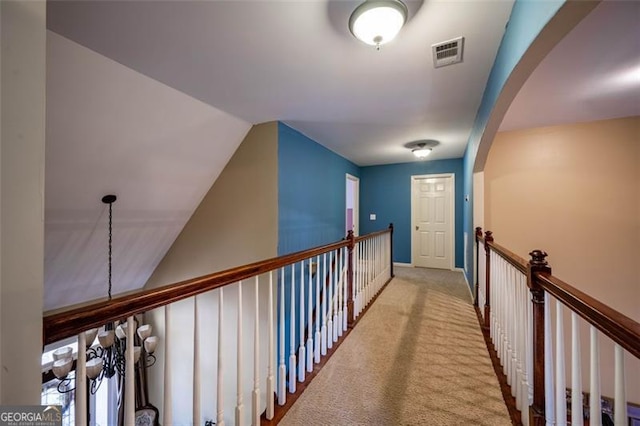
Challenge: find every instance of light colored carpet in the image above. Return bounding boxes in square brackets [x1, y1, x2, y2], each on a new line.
[279, 266, 512, 426]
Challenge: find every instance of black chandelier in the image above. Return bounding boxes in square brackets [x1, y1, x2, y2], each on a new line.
[51, 195, 158, 394]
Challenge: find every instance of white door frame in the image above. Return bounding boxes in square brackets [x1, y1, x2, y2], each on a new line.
[410, 173, 455, 270]
[346, 174, 359, 236]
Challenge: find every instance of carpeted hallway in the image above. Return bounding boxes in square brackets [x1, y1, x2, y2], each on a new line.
[279, 266, 512, 426]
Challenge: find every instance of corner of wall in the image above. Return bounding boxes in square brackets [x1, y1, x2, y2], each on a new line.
[145, 121, 279, 289]
[461, 0, 598, 285]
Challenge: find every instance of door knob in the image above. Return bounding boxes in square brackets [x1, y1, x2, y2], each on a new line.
[415, 226, 419, 230]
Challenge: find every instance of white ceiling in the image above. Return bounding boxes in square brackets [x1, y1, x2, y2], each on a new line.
[500, 0, 640, 131]
[47, 0, 515, 165]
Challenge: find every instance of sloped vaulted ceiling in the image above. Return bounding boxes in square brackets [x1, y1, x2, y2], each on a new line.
[45, 32, 250, 310]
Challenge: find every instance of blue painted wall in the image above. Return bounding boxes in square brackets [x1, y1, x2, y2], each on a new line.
[462, 0, 565, 283]
[359, 159, 464, 268]
[277, 122, 359, 376]
[278, 122, 360, 255]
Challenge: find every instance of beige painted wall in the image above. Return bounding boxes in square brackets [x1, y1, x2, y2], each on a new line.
[484, 116, 640, 402]
[0, 1, 46, 404]
[145, 121, 278, 287]
[145, 122, 278, 423]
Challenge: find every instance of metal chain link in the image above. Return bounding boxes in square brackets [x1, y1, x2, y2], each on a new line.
[108, 200, 113, 301]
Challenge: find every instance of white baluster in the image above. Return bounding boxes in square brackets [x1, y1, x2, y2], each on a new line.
[298, 260, 306, 383]
[356, 242, 361, 316]
[369, 238, 373, 302]
[321, 253, 328, 356]
[490, 253, 496, 348]
[327, 252, 334, 350]
[376, 236, 380, 292]
[524, 277, 534, 426]
[513, 268, 521, 405]
[516, 273, 525, 413]
[342, 247, 348, 332]
[352, 243, 358, 316]
[544, 292, 555, 426]
[164, 305, 173, 424]
[511, 267, 518, 391]
[236, 281, 245, 426]
[333, 250, 341, 342]
[571, 312, 583, 426]
[363, 239, 368, 307]
[314, 255, 321, 364]
[75, 331, 87, 425]
[373, 236, 378, 293]
[266, 274, 275, 420]
[503, 262, 509, 374]
[361, 240, 365, 313]
[306, 259, 313, 373]
[365, 239, 368, 303]
[289, 264, 296, 393]
[125, 316, 135, 426]
[337, 247, 343, 338]
[217, 289, 225, 426]
[278, 270, 286, 405]
[589, 326, 601, 426]
[614, 344, 627, 426]
[507, 264, 514, 387]
[333, 250, 339, 342]
[555, 301, 567, 425]
[193, 297, 201, 426]
[252, 276, 260, 426]
[353, 243, 357, 322]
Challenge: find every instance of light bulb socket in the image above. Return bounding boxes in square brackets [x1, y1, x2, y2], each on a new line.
[102, 194, 117, 204]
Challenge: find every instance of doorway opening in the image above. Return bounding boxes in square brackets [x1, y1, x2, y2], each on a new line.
[346, 174, 359, 236]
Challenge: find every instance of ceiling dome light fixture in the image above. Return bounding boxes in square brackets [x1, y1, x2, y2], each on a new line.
[412, 143, 432, 159]
[349, 0, 408, 49]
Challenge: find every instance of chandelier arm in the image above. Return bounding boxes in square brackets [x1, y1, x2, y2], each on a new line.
[145, 353, 157, 368]
[90, 374, 104, 395]
[56, 377, 75, 394]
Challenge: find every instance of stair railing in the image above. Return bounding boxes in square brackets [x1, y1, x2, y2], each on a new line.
[43, 224, 394, 426]
[475, 228, 640, 426]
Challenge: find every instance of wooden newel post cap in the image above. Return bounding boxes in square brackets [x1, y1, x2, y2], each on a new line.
[475, 226, 482, 236]
[529, 250, 548, 268]
[484, 230, 494, 242]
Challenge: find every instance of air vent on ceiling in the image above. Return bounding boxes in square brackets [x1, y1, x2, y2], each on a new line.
[432, 36, 464, 68]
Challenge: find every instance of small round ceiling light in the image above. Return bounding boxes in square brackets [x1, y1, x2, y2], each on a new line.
[412, 143, 432, 159]
[349, 0, 408, 49]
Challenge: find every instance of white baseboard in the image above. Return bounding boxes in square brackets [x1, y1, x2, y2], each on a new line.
[393, 262, 412, 267]
[455, 268, 475, 302]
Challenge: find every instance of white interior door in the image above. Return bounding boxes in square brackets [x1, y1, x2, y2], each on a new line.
[412, 175, 454, 269]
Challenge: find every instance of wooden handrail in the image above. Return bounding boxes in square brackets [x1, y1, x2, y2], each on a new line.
[535, 271, 640, 359]
[43, 228, 392, 346]
[486, 240, 528, 273]
[354, 228, 389, 243]
[475, 229, 640, 425]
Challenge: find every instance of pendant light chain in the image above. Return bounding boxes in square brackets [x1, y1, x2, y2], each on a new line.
[108, 200, 113, 301]
[102, 194, 117, 301]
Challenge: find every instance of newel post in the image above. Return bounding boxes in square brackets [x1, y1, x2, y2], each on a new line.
[474, 227, 483, 307]
[527, 249, 551, 426]
[389, 223, 394, 278]
[346, 230, 355, 328]
[483, 230, 493, 328]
